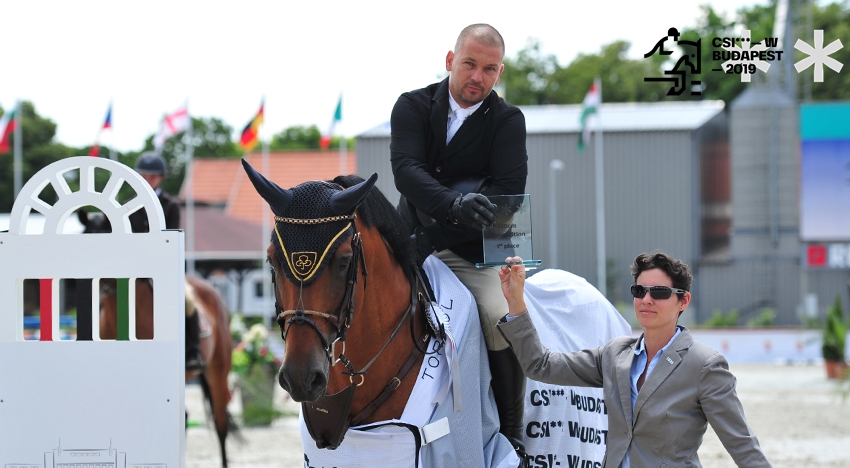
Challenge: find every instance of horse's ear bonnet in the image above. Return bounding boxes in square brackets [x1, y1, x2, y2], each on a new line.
[241, 159, 377, 285]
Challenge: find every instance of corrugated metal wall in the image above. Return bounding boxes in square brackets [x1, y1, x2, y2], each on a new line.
[355, 136, 399, 206]
[358, 128, 701, 310]
[357, 100, 847, 327]
[700, 87, 802, 325]
[524, 130, 699, 306]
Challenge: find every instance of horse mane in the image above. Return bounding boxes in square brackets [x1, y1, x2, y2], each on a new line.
[332, 175, 416, 285]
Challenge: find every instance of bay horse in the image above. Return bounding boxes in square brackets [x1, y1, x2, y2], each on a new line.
[77, 209, 238, 468]
[241, 160, 523, 467]
[241, 161, 633, 468]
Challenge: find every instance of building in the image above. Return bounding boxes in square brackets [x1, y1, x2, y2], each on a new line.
[180, 150, 356, 316]
[357, 100, 732, 325]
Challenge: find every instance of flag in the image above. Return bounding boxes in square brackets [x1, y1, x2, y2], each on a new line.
[239, 100, 265, 151]
[578, 78, 601, 151]
[320, 95, 342, 150]
[101, 104, 112, 130]
[154, 103, 190, 148]
[88, 103, 113, 157]
[0, 106, 16, 154]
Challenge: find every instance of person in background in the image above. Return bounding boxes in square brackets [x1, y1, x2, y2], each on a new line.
[390, 23, 529, 462]
[497, 252, 772, 468]
[132, 151, 205, 374]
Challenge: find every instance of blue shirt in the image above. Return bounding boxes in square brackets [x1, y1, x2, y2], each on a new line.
[620, 326, 682, 468]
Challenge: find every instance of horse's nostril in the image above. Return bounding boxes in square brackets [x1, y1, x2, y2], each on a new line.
[278, 371, 292, 392]
[308, 372, 327, 393]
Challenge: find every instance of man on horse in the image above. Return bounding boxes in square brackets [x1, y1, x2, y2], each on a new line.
[131, 151, 205, 374]
[390, 23, 529, 463]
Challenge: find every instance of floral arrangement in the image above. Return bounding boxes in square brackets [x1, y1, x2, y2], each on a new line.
[231, 315, 280, 377]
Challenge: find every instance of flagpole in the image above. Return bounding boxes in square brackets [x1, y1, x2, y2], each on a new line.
[337, 94, 345, 175]
[549, 159, 565, 269]
[13, 101, 22, 198]
[261, 139, 272, 326]
[339, 130, 347, 176]
[594, 79, 606, 298]
[109, 102, 116, 160]
[185, 118, 196, 277]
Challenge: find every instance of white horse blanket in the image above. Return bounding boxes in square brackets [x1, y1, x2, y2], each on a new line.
[521, 269, 632, 467]
[301, 256, 518, 468]
[300, 259, 631, 468]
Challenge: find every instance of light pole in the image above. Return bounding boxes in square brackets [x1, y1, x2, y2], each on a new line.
[549, 159, 565, 269]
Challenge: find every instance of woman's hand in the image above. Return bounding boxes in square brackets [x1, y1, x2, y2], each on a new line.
[499, 256, 528, 316]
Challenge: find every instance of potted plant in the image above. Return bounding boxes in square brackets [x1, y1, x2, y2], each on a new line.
[231, 316, 283, 426]
[822, 296, 848, 379]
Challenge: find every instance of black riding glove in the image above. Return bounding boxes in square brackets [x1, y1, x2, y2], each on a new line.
[450, 193, 497, 230]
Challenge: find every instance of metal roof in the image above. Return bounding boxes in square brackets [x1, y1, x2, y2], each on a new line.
[358, 100, 726, 137]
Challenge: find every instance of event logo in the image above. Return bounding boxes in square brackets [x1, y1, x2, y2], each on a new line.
[794, 30, 844, 82]
[714, 29, 778, 83]
[643, 27, 704, 96]
[644, 26, 843, 93]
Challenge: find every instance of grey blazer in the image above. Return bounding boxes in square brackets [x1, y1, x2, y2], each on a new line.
[497, 314, 772, 468]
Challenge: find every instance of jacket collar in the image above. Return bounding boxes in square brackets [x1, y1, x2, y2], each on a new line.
[631, 326, 693, 420]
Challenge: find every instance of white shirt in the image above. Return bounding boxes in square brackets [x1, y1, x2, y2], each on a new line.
[446, 92, 483, 144]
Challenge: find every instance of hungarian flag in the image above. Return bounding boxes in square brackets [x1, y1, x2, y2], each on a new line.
[578, 78, 601, 151]
[239, 100, 264, 151]
[0, 107, 16, 154]
[88, 103, 113, 157]
[154, 103, 190, 148]
[320, 95, 341, 150]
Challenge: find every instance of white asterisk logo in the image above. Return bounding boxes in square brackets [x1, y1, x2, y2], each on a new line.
[722, 29, 770, 83]
[794, 30, 844, 82]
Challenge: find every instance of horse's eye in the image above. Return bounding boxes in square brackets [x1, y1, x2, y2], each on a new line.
[338, 256, 352, 271]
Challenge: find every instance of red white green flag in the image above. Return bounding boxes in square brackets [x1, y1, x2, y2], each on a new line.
[0, 107, 16, 154]
[578, 78, 601, 151]
[320, 95, 342, 150]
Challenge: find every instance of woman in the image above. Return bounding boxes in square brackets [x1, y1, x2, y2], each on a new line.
[496, 252, 772, 468]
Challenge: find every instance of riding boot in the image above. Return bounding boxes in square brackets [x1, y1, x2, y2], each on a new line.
[488, 348, 529, 468]
[186, 309, 206, 374]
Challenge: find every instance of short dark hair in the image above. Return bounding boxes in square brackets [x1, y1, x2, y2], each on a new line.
[455, 23, 505, 59]
[631, 252, 692, 299]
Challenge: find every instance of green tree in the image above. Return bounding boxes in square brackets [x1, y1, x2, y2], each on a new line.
[677, 3, 776, 103]
[0, 101, 76, 212]
[267, 125, 355, 151]
[136, 116, 241, 195]
[557, 40, 670, 103]
[500, 39, 563, 105]
[501, 39, 671, 105]
[269, 125, 322, 150]
[806, 1, 850, 100]
[501, 1, 850, 107]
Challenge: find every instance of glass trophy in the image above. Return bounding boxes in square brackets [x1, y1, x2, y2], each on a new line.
[476, 194, 542, 268]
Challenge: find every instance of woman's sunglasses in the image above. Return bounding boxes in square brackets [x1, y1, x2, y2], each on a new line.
[630, 284, 687, 300]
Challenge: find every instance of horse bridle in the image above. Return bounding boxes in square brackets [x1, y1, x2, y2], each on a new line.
[272, 214, 366, 369]
[271, 213, 441, 449]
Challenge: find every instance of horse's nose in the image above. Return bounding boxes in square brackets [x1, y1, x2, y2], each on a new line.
[278, 365, 327, 402]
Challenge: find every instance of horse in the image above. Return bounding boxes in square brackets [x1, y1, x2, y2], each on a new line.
[77, 209, 239, 468]
[241, 160, 635, 468]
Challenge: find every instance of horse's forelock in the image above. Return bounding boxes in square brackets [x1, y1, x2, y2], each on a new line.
[332, 175, 415, 284]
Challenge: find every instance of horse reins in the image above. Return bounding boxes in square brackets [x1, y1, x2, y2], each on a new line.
[271, 213, 439, 447]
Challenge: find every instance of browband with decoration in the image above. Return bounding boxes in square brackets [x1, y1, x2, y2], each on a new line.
[274, 220, 353, 283]
[275, 214, 355, 225]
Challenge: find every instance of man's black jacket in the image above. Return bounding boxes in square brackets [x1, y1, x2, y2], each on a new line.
[390, 78, 528, 263]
